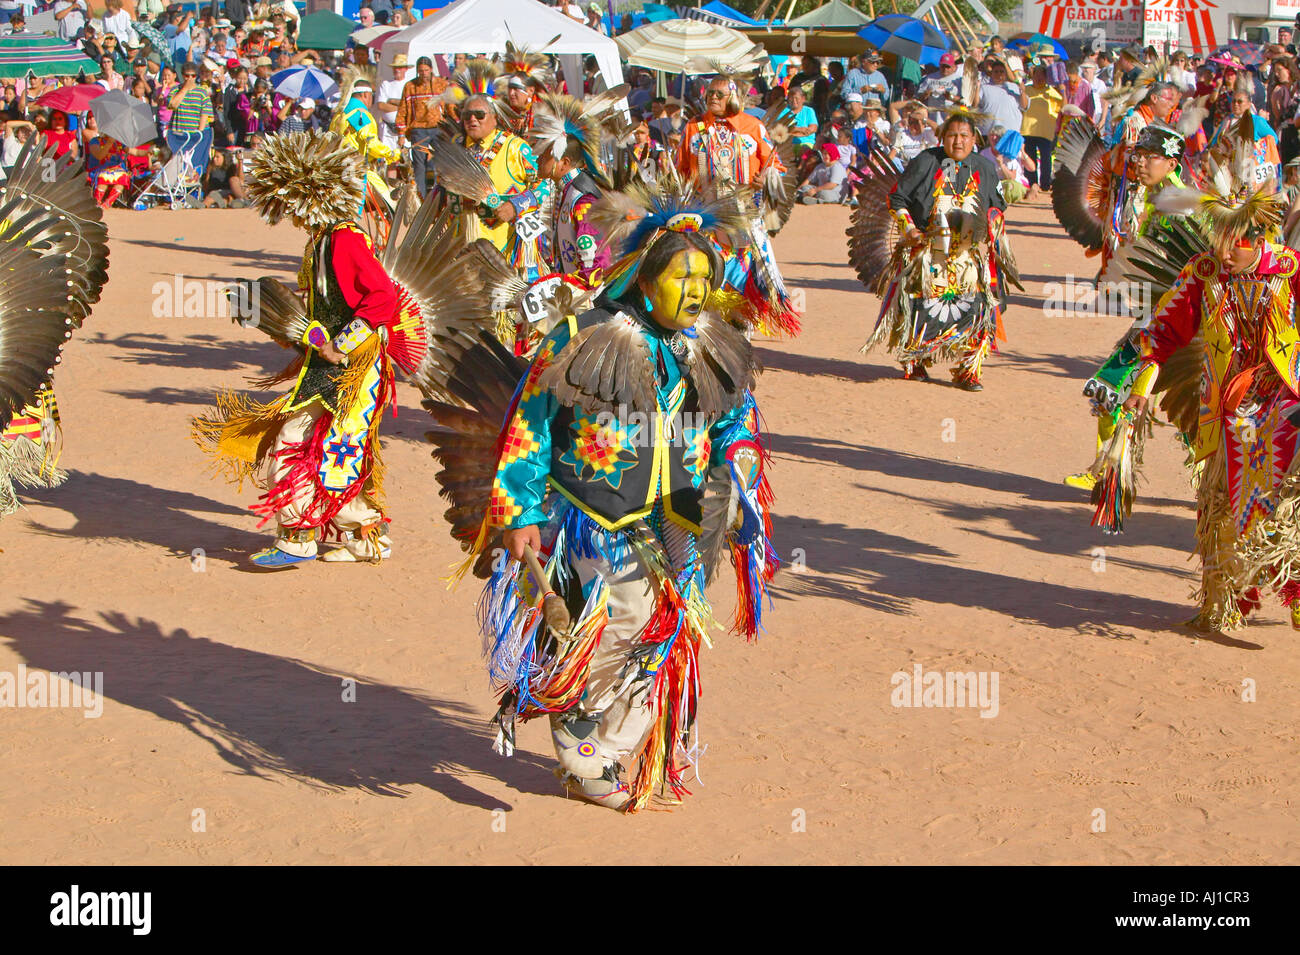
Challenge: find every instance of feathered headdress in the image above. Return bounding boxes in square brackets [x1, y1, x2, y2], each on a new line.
[500, 36, 559, 91]
[1152, 144, 1285, 242]
[333, 63, 376, 118]
[528, 87, 629, 188]
[590, 170, 752, 298]
[246, 131, 366, 229]
[444, 57, 512, 124]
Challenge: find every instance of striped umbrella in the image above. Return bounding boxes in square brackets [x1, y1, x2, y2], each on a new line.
[616, 18, 759, 75]
[0, 35, 100, 79]
[857, 14, 951, 67]
[271, 65, 340, 102]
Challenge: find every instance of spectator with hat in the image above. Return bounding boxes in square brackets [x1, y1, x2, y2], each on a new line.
[278, 96, 316, 134]
[375, 53, 410, 151]
[916, 52, 962, 124]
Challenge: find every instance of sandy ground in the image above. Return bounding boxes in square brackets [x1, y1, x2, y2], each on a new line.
[1, 197, 1297, 866]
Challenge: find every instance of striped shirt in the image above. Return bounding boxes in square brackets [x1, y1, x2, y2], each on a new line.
[170, 87, 213, 133]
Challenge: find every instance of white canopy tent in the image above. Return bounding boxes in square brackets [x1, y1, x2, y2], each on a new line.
[375, 0, 624, 95]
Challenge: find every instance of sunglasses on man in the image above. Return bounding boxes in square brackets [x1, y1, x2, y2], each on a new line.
[463, 108, 489, 120]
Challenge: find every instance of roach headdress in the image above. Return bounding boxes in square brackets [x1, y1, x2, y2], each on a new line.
[589, 170, 752, 298]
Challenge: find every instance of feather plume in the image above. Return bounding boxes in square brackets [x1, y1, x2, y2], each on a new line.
[0, 136, 109, 328]
[420, 130, 497, 202]
[245, 131, 365, 229]
[501, 36, 559, 90]
[0, 236, 76, 432]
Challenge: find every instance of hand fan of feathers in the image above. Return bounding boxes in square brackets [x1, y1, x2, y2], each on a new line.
[845, 143, 903, 295]
[1051, 119, 1108, 251]
[0, 137, 109, 327]
[0, 236, 77, 432]
[422, 130, 496, 203]
[760, 102, 798, 235]
[422, 328, 529, 579]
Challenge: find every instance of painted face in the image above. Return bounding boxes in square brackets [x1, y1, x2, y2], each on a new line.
[640, 248, 711, 331]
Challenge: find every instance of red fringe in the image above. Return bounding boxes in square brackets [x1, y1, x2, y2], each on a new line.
[252, 366, 394, 534]
[628, 582, 701, 809]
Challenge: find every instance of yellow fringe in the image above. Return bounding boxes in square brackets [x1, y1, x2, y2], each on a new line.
[192, 391, 287, 490]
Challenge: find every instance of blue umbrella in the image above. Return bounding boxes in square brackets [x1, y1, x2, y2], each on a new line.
[1007, 33, 1068, 59]
[857, 14, 950, 67]
[270, 66, 339, 102]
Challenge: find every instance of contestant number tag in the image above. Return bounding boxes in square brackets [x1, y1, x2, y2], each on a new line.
[521, 276, 562, 322]
[515, 209, 546, 241]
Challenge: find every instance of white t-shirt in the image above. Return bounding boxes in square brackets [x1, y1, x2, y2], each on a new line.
[917, 72, 961, 123]
[892, 124, 938, 164]
[101, 11, 136, 46]
[375, 78, 404, 124]
[977, 82, 1022, 136]
[54, 0, 86, 42]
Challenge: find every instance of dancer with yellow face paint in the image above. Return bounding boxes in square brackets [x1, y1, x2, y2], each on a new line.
[434, 176, 778, 811]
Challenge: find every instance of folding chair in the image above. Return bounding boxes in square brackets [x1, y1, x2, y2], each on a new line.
[136, 144, 202, 210]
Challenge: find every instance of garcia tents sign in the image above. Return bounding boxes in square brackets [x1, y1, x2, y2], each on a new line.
[1021, 0, 1225, 53]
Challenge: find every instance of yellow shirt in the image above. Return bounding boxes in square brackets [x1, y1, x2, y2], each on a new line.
[1021, 84, 1062, 139]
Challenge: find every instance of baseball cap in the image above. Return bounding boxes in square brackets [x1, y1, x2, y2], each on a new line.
[843, 92, 863, 104]
[256, 56, 272, 66]
[298, 97, 315, 108]
[821, 143, 840, 161]
[226, 57, 240, 70]
[940, 52, 956, 66]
